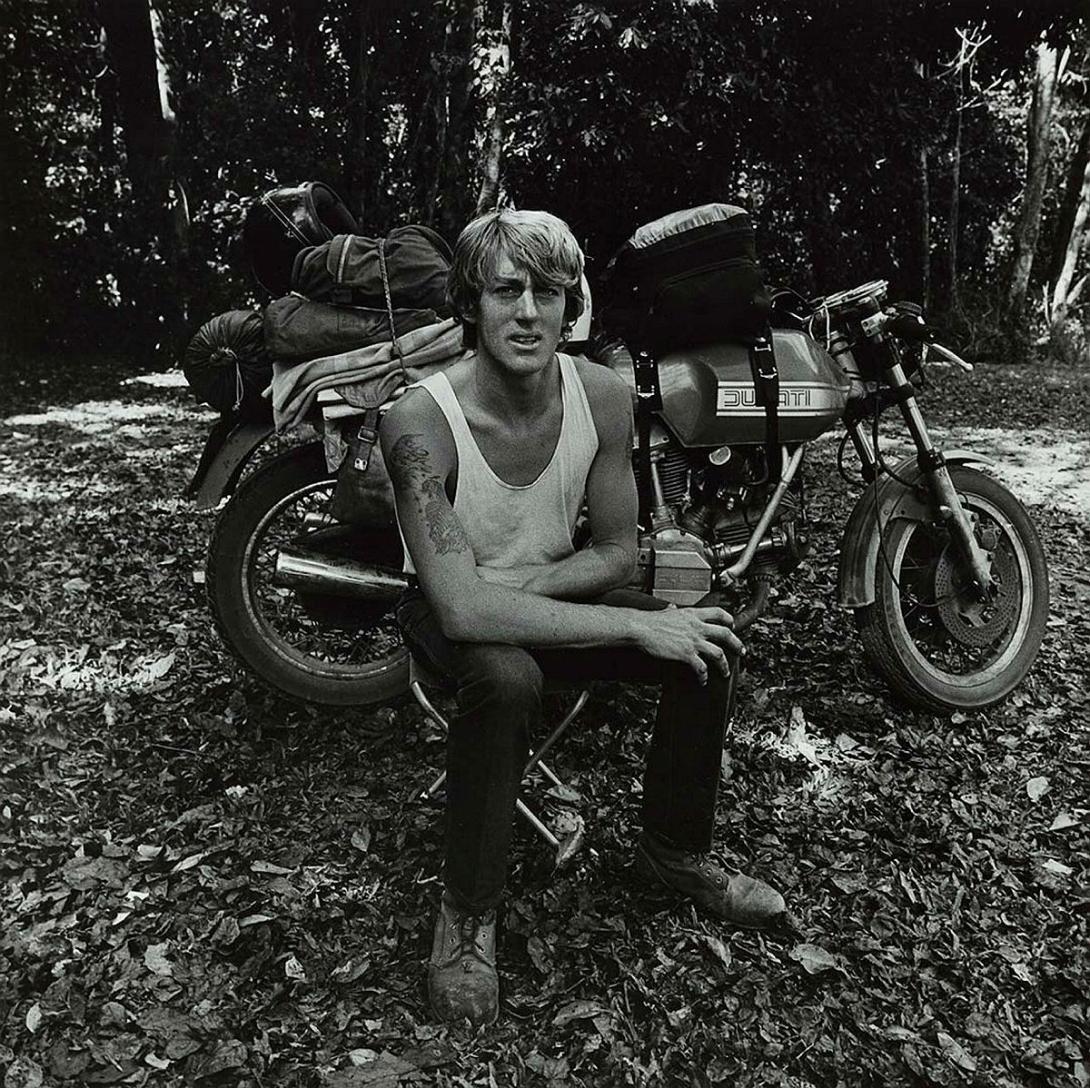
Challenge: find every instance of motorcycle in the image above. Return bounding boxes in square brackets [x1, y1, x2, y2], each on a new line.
[189, 277, 1049, 715]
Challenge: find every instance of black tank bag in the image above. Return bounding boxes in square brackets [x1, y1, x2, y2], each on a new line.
[602, 203, 780, 486]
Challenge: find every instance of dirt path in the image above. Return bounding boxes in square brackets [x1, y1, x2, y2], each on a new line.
[876, 424, 1090, 518]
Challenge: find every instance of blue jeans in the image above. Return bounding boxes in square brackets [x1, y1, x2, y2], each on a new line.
[396, 587, 736, 913]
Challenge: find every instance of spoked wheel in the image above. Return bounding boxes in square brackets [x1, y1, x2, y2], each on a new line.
[855, 467, 1049, 714]
[207, 442, 409, 707]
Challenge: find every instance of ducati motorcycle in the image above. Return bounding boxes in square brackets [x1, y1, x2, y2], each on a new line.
[190, 278, 1049, 715]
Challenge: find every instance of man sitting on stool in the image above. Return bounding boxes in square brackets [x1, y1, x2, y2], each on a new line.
[381, 208, 784, 1027]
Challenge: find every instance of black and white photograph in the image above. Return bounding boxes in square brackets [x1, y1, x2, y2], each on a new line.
[1, 1, 1088, 1084]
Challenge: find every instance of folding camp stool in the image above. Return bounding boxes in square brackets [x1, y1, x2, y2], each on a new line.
[408, 653, 590, 853]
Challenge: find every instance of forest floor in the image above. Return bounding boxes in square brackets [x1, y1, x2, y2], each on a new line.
[1, 352, 1088, 1088]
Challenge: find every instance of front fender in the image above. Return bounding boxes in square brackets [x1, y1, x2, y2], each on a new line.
[837, 449, 994, 609]
[187, 417, 276, 511]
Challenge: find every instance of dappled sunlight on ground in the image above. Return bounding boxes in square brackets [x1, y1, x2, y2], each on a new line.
[122, 371, 190, 389]
[4, 399, 196, 436]
[2, 640, 180, 697]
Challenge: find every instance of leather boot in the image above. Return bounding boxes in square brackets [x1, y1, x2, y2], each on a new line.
[635, 831, 785, 929]
[427, 892, 498, 1026]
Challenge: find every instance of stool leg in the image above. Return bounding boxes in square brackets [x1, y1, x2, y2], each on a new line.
[523, 689, 589, 779]
[411, 682, 452, 732]
[422, 769, 446, 798]
[516, 799, 560, 848]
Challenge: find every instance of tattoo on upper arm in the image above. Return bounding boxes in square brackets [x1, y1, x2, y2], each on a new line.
[388, 433, 470, 556]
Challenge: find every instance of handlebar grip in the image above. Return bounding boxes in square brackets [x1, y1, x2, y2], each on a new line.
[885, 311, 935, 343]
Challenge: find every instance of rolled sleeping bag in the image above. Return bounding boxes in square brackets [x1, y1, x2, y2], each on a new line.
[183, 310, 272, 418]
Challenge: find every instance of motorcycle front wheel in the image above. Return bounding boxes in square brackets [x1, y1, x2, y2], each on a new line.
[206, 442, 409, 707]
[854, 466, 1049, 714]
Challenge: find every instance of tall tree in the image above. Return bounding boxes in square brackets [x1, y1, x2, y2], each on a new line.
[474, 0, 512, 215]
[1006, 39, 1061, 318]
[99, 0, 185, 350]
[1048, 111, 1090, 287]
[1048, 119, 1090, 335]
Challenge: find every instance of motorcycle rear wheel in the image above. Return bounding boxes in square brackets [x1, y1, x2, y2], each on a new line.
[854, 467, 1048, 714]
[207, 442, 409, 707]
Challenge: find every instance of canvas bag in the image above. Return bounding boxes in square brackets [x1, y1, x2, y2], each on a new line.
[601, 203, 770, 352]
[291, 226, 453, 313]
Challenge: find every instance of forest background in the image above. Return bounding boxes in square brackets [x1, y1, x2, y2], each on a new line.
[2, 0, 1089, 370]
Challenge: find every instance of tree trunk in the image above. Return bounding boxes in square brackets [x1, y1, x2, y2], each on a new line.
[1049, 145, 1090, 332]
[342, 2, 375, 225]
[945, 43, 965, 314]
[99, 0, 182, 354]
[918, 144, 931, 312]
[474, 0, 511, 215]
[1048, 113, 1090, 287]
[1006, 40, 1060, 317]
[805, 176, 835, 291]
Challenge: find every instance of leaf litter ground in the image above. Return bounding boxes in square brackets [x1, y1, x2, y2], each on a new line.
[0, 355, 1088, 1087]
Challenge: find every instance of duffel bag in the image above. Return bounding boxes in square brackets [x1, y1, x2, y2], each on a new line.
[601, 203, 770, 352]
[183, 310, 272, 418]
[291, 226, 453, 314]
[263, 296, 442, 362]
[243, 181, 357, 297]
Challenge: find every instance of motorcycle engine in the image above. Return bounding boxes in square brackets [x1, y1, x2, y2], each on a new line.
[637, 436, 803, 605]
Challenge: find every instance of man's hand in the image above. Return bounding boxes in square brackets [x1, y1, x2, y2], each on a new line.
[629, 607, 744, 685]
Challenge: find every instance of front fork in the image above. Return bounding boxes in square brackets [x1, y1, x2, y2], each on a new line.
[847, 346, 994, 598]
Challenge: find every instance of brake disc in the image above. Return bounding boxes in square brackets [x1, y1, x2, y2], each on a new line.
[933, 544, 1020, 648]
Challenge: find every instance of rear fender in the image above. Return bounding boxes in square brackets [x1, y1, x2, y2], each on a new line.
[837, 449, 994, 608]
[186, 417, 276, 511]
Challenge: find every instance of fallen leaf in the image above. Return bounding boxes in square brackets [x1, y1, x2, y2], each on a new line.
[326, 1052, 417, 1086]
[284, 954, 307, 980]
[349, 1050, 379, 1066]
[191, 1039, 247, 1080]
[789, 942, 842, 975]
[250, 859, 295, 875]
[145, 651, 175, 680]
[330, 956, 370, 984]
[25, 1002, 42, 1032]
[238, 913, 275, 927]
[526, 935, 551, 974]
[545, 783, 583, 805]
[1043, 859, 1074, 877]
[700, 934, 733, 972]
[556, 817, 586, 866]
[46, 1043, 89, 1079]
[211, 916, 240, 946]
[1026, 776, 1050, 802]
[1010, 961, 1035, 983]
[936, 1032, 977, 1072]
[1048, 811, 1080, 831]
[171, 851, 208, 873]
[351, 826, 372, 854]
[882, 1025, 919, 1042]
[144, 1054, 170, 1070]
[144, 943, 173, 976]
[553, 999, 610, 1027]
[3, 1057, 43, 1088]
[60, 855, 126, 890]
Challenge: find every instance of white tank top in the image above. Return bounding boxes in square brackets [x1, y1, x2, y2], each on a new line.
[401, 354, 599, 586]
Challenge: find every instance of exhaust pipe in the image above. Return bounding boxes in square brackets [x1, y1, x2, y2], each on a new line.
[273, 546, 411, 602]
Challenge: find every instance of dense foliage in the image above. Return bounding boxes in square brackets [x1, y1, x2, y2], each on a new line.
[0, 1, 1086, 359]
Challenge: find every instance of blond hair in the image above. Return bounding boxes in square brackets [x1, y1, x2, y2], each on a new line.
[449, 209, 585, 344]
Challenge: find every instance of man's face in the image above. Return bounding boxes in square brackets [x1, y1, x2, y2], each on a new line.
[472, 252, 567, 377]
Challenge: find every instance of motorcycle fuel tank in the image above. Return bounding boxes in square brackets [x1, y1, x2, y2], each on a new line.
[602, 330, 851, 447]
